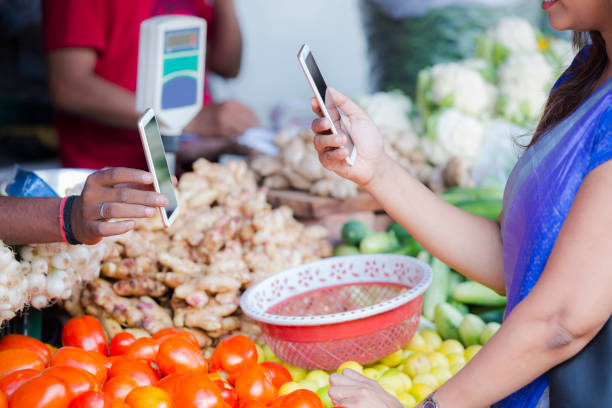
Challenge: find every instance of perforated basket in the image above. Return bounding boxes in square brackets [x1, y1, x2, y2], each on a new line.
[240, 254, 432, 370]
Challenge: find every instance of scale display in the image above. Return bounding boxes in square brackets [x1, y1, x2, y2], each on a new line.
[161, 28, 200, 110]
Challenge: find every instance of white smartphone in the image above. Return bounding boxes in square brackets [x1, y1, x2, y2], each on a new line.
[137, 109, 180, 227]
[298, 44, 357, 166]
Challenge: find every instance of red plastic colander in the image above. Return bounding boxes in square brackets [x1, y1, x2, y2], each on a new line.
[240, 254, 432, 370]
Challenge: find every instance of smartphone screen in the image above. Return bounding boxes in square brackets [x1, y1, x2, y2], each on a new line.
[142, 115, 178, 221]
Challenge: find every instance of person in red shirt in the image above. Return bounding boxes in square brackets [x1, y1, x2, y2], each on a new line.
[43, 0, 259, 170]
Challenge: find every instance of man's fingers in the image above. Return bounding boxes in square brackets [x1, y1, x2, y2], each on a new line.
[311, 97, 324, 117]
[328, 87, 365, 118]
[312, 117, 334, 135]
[98, 203, 156, 220]
[313, 132, 346, 153]
[319, 147, 349, 165]
[88, 168, 154, 187]
[341, 368, 370, 382]
[93, 220, 135, 237]
[109, 187, 168, 207]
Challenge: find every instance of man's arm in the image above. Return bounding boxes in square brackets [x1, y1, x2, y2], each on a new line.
[207, 0, 242, 78]
[47, 48, 139, 129]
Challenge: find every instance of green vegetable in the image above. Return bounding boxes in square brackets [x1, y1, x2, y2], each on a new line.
[417, 250, 432, 264]
[459, 314, 486, 347]
[448, 299, 469, 315]
[390, 245, 412, 255]
[452, 281, 507, 307]
[447, 271, 465, 298]
[387, 221, 411, 244]
[422, 257, 451, 321]
[440, 187, 504, 205]
[455, 199, 503, 221]
[359, 232, 399, 254]
[434, 303, 463, 341]
[480, 322, 502, 344]
[341, 220, 372, 246]
[333, 245, 361, 257]
[477, 308, 505, 324]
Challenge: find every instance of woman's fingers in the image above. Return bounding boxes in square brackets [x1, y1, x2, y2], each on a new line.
[88, 168, 154, 187]
[328, 87, 365, 118]
[98, 202, 156, 220]
[341, 369, 371, 382]
[313, 131, 346, 153]
[311, 97, 324, 117]
[312, 117, 334, 134]
[319, 147, 349, 167]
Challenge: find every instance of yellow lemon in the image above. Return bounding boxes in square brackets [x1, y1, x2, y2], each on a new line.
[298, 379, 319, 392]
[278, 381, 302, 395]
[363, 368, 381, 380]
[397, 392, 418, 408]
[402, 349, 414, 361]
[406, 333, 431, 353]
[410, 383, 434, 402]
[431, 367, 453, 385]
[438, 339, 464, 355]
[337, 361, 364, 375]
[380, 349, 404, 367]
[412, 373, 439, 389]
[373, 363, 391, 375]
[380, 384, 399, 398]
[255, 344, 265, 364]
[465, 344, 482, 362]
[420, 329, 443, 351]
[378, 370, 412, 396]
[446, 352, 466, 366]
[305, 370, 330, 389]
[263, 344, 281, 362]
[283, 364, 307, 382]
[450, 362, 466, 375]
[426, 352, 450, 369]
[403, 353, 431, 378]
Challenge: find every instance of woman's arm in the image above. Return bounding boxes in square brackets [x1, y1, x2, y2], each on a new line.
[311, 88, 505, 293]
[207, 0, 242, 78]
[0, 168, 168, 245]
[428, 160, 612, 407]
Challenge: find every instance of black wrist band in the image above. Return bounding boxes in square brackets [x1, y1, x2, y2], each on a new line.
[62, 195, 82, 245]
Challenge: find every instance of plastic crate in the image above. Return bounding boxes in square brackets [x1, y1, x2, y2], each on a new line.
[0, 308, 43, 340]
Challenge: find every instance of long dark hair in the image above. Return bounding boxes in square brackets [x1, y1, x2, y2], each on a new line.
[530, 31, 609, 147]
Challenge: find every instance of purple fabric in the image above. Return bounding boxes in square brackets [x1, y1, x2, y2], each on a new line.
[494, 69, 612, 407]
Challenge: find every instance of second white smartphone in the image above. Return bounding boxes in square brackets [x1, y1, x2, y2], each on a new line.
[137, 109, 180, 227]
[298, 44, 357, 166]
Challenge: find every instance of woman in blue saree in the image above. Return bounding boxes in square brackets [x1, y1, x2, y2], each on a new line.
[308, 0, 612, 407]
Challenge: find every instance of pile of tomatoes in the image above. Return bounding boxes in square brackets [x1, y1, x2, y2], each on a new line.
[0, 316, 341, 408]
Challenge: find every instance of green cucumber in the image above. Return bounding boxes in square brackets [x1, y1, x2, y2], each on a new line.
[455, 199, 503, 221]
[434, 303, 463, 341]
[452, 281, 507, 307]
[417, 250, 431, 264]
[447, 271, 465, 298]
[440, 187, 504, 205]
[387, 221, 412, 244]
[448, 299, 469, 315]
[480, 322, 501, 344]
[341, 220, 372, 246]
[360, 232, 399, 254]
[459, 314, 486, 347]
[422, 257, 451, 321]
[333, 245, 361, 257]
[477, 309, 505, 324]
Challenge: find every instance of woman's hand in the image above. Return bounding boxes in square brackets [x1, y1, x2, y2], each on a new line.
[310, 88, 386, 187]
[71, 167, 169, 244]
[328, 369, 402, 408]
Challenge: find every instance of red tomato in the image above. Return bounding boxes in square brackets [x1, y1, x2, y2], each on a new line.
[154, 373, 188, 397]
[172, 373, 224, 408]
[260, 362, 291, 389]
[156, 337, 207, 377]
[0, 335, 51, 365]
[62, 316, 108, 356]
[69, 391, 112, 408]
[234, 365, 276, 404]
[125, 386, 172, 408]
[212, 379, 237, 408]
[8, 374, 71, 408]
[0, 349, 45, 379]
[102, 376, 139, 401]
[42, 365, 99, 398]
[123, 338, 159, 362]
[238, 401, 266, 408]
[266, 395, 286, 408]
[51, 347, 108, 385]
[111, 400, 130, 408]
[0, 390, 6, 408]
[109, 333, 136, 357]
[211, 336, 257, 376]
[108, 359, 159, 387]
[281, 390, 323, 408]
[0, 369, 39, 397]
[153, 329, 199, 349]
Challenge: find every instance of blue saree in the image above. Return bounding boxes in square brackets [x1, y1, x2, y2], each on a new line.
[494, 56, 612, 407]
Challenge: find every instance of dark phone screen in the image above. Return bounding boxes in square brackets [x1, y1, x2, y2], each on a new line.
[305, 52, 328, 103]
[143, 116, 178, 221]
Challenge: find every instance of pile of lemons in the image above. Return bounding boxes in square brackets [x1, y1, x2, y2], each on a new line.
[259, 329, 482, 408]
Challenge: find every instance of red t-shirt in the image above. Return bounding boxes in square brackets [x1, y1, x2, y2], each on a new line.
[43, 0, 214, 169]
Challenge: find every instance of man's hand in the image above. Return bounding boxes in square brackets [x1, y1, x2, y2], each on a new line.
[71, 168, 169, 244]
[186, 100, 260, 139]
[329, 369, 403, 408]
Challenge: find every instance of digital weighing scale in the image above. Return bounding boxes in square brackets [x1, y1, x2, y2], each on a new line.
[136, 15, 207, 174]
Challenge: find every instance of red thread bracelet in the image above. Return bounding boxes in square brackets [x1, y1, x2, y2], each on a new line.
[59, 196, 69, 244]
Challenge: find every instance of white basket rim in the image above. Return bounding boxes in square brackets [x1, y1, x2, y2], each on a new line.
[240, 254, 432, 327]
